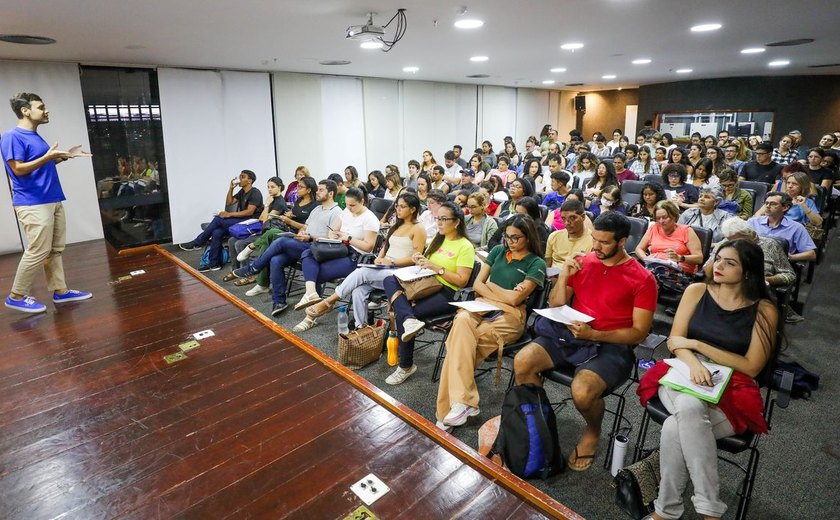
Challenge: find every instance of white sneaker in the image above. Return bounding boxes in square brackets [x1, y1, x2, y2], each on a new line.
[435, 420, 453, 433]
[443, 402, 480, 427]
[385, 365, 417, 385]
[401, 318, 425, 342]
[236, 245, 255, 263]
[245, 284, 270, 296]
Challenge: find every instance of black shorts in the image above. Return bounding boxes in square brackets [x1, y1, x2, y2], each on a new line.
[533, 336, 635, 393]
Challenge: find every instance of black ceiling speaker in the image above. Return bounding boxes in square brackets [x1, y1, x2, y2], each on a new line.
[574, 95, 586, 111]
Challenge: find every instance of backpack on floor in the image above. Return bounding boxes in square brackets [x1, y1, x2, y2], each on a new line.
[772, 360, 820, 399]
[198, 244, 229, 268]
[488, 383, 564, 479]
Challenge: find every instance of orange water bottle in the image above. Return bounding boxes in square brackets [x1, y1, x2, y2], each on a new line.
[386, 330, 399, 366]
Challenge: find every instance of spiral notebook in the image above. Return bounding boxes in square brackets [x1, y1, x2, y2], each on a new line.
[660, 358, 733, 404]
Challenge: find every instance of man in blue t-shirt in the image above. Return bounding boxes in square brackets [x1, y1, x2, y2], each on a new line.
[1, 92, 93, 314]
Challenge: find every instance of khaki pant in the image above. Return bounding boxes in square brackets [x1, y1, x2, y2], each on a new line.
[12, 202, 66, 295]
[436, 299, 525, 421]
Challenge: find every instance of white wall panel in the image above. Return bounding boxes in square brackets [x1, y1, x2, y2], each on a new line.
[362, 78, 401, 172]
[515, 89, 551, 146]
[0, 60, 101, 252]
[320, 76, 365, 178]
[272, 72, 324, 181]
[454, 84, 478, 152]
[402, 81, 457, 164]
[479, 86, 517, 154]
[160, 68, 274, 243]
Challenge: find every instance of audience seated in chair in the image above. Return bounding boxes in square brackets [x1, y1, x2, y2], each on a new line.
[513, 212, 657, 471]
[637, 240, 778, 520]
[418, 189, 448, 239]
[302, 192, 427, 330]
[635, 200, 704, 274]
[629, 182, 666, 221]
[436, 215, 546, 432]
[545, 199, 594, 267]
[678, 187, 733, 243]
[229, 176, 286, 268]
[746, 192, 816, 263]
[179, 169, 263, 271]
[230, 179, 342, 317]
[464, 192, 498, 251]
[382, 202, 475, 386]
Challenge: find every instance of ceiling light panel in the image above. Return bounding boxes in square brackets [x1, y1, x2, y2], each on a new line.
[690, 23, 722, 32]
[454, 19, 483, 29]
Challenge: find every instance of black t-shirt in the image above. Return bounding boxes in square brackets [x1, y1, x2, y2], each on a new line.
[807, 167, 833, 186]
[234, 187, 264, 217]
[268, 196, 287, 214]
[740, 161, 782, 184]
[291, 198, 318, 224]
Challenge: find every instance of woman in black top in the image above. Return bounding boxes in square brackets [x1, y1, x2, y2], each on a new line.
[367, 170, 387, 198]
[487, 196, 549, 250]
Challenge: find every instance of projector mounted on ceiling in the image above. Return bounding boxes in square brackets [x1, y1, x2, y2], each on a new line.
[346, 9, 407, 52]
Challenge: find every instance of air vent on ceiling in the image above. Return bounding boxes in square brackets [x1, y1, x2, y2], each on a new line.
[0, 34, 56, 45]
[319, 60, 351, 66]
[765, 38, 814, 47]
[466, 74, 490, 78]
[808, 63, 840, 68]
[566, 82, 584, 86]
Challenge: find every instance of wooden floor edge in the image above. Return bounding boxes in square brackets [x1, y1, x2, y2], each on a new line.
[139, 245, 582, 520]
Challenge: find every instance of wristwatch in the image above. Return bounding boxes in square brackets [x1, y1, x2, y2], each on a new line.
[438, 267, 445, 276]
[679, 255, 685, 263]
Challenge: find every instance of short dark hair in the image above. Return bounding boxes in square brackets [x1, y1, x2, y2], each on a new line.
[319, 179, 337, 198]
[550, 170, 571, 185]
[327, 173, 344, 185]
[444, 150, 456, 161]
[766, 191, 792, 208]
[593, 211, 631, 241]
[560, 198, 584, 214]
[9, 92, 42, 119]
[408, 159, 420, 169]
[808, 147, 826, 158]
[547, 153, 562, 164]
[426, 189, 448, 204]
[241, 169, 257, 182]
[432, 164, 445, 174]
[755, 142, 773, 153]
[453, 145, 463, 152]
[625, 144, 639, 154]
[662, 163, 688, 184]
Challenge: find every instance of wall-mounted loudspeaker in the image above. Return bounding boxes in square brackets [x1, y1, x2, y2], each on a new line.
[574, 95, 586, 111]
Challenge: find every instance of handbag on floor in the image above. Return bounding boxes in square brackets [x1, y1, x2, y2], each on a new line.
[337, 319, 387, 369]
[614, 450, 660, 519]
[310, 240, 350, 262]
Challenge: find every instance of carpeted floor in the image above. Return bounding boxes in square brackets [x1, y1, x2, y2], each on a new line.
[167, 234, 838, 519]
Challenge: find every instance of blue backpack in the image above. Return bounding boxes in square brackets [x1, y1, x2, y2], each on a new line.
[198, 244, 229, 268]
[489, 384, 564, 479]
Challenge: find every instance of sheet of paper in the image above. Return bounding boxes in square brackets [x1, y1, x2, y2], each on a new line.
[546, 266, 562, 278]
[533, 305, 594, 325]
[449, 300, 502, 313]
[238, 218, 260, 225]
[660, 358, 733, 402]
[392, 265, 436, 282]
[644, 256, 679, 269]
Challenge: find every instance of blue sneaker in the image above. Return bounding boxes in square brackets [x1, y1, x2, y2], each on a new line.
[5, 295, 47, 313]
[53, 289, 93, 304]
[232, 264, 258, 278]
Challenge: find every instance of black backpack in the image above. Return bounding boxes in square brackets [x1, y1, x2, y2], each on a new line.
[489, 384, 564, 479]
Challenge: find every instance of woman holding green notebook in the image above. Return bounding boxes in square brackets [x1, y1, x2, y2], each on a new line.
[638, 240, 778, 520]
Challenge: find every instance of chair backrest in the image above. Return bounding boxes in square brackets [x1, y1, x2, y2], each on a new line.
[621, 179, 647, 209]
[538, 204, 549, 222]
[690, 225, 714, 263]
[369, 197, 392, 220]
[811, 186, 827, 212]
[625, 216, 649, 253]
[743, 188, 757, 215]
[739, 180, 770, 210]
[643, 174, 664, 186]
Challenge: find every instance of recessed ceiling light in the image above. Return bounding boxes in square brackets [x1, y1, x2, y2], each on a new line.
[632, 58, 652, 65]
[690, 23, 722, 32]
[602, 74, 617, 79]
[360, 41, 383, 50]
[740, 47, 765, 54]
[470, 55, 489, 62]
[0, 34, 56, 45]
[542, 80, 556, 85]
[768, 59, 790, 67]
[454, 19, 484, 29]
[675, 68, 693, 74]
[560, 42, 584, 50]
[550, 67, 567, 73]
[402, 66, 419, 73]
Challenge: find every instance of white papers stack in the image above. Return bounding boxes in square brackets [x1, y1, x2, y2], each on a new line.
[644, 256, 679, 269]
[533, 305, 594, 325]
[392, 266, 436, 282]
[660, 358, 733, 404]
[238, 218, 260, 225]
[449, 300, 502, 313]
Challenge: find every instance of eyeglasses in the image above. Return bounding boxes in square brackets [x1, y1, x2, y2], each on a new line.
[721, 183, 736, 188]
[504, 234, 525, 243]
[435, 216, 458, 222]
[668, 172, 681, 177]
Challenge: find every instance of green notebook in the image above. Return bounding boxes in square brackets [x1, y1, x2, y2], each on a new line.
[659, 358, 733, 404]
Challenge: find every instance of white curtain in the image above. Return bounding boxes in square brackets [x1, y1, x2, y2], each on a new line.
[363, 78, 401, 173]
[515, 89, 551, 147]
[478, 86, 517, 156]
[159, 69, 275, 244]
[0, 60, 101, 253]
[320, 76, 366, 177]
[402, 81, 459, 165]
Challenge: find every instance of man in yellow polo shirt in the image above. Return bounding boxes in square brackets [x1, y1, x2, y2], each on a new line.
[545, 199, 593, 267]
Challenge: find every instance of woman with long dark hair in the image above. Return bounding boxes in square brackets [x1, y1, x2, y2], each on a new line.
[344, 165, 362, 189]
[435, 214, 546, 432]
[638, 240, 778, 520]
[629, 182, 666, 221]
[630, 145, 661, 177]
[381, 202, 476, 384]
[494, 177, 534, 218]
[301, 192, 427, 331]
[366, 170, 387, 198]
[584, 160, 619, 202]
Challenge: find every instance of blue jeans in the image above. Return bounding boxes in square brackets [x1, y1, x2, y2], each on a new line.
[193, 216, 244, 266]
[383, 275, 455, 369]
[301, 250, 357, 287]
[248, 237, 310, 305]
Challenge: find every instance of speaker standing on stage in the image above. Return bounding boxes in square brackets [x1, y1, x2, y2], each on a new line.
[1, 92, 93, 314]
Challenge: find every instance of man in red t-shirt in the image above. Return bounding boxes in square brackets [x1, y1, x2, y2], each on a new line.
[514, 212, 657, 471]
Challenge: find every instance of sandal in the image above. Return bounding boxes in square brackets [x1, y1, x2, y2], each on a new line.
[234, 275, 256, 287]
[294, 292, 322, 310]
[567, 446, 596, 472]
[222, 272, 238, 282]
[292, 316, 317, 332]
[306, 299, 335, 318]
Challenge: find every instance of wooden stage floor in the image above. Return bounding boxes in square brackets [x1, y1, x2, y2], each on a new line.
[0, 241, 580, 519]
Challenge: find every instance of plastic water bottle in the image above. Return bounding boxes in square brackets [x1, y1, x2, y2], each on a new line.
[337, 305, 349, 335]
[386, 330, 399, 366]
